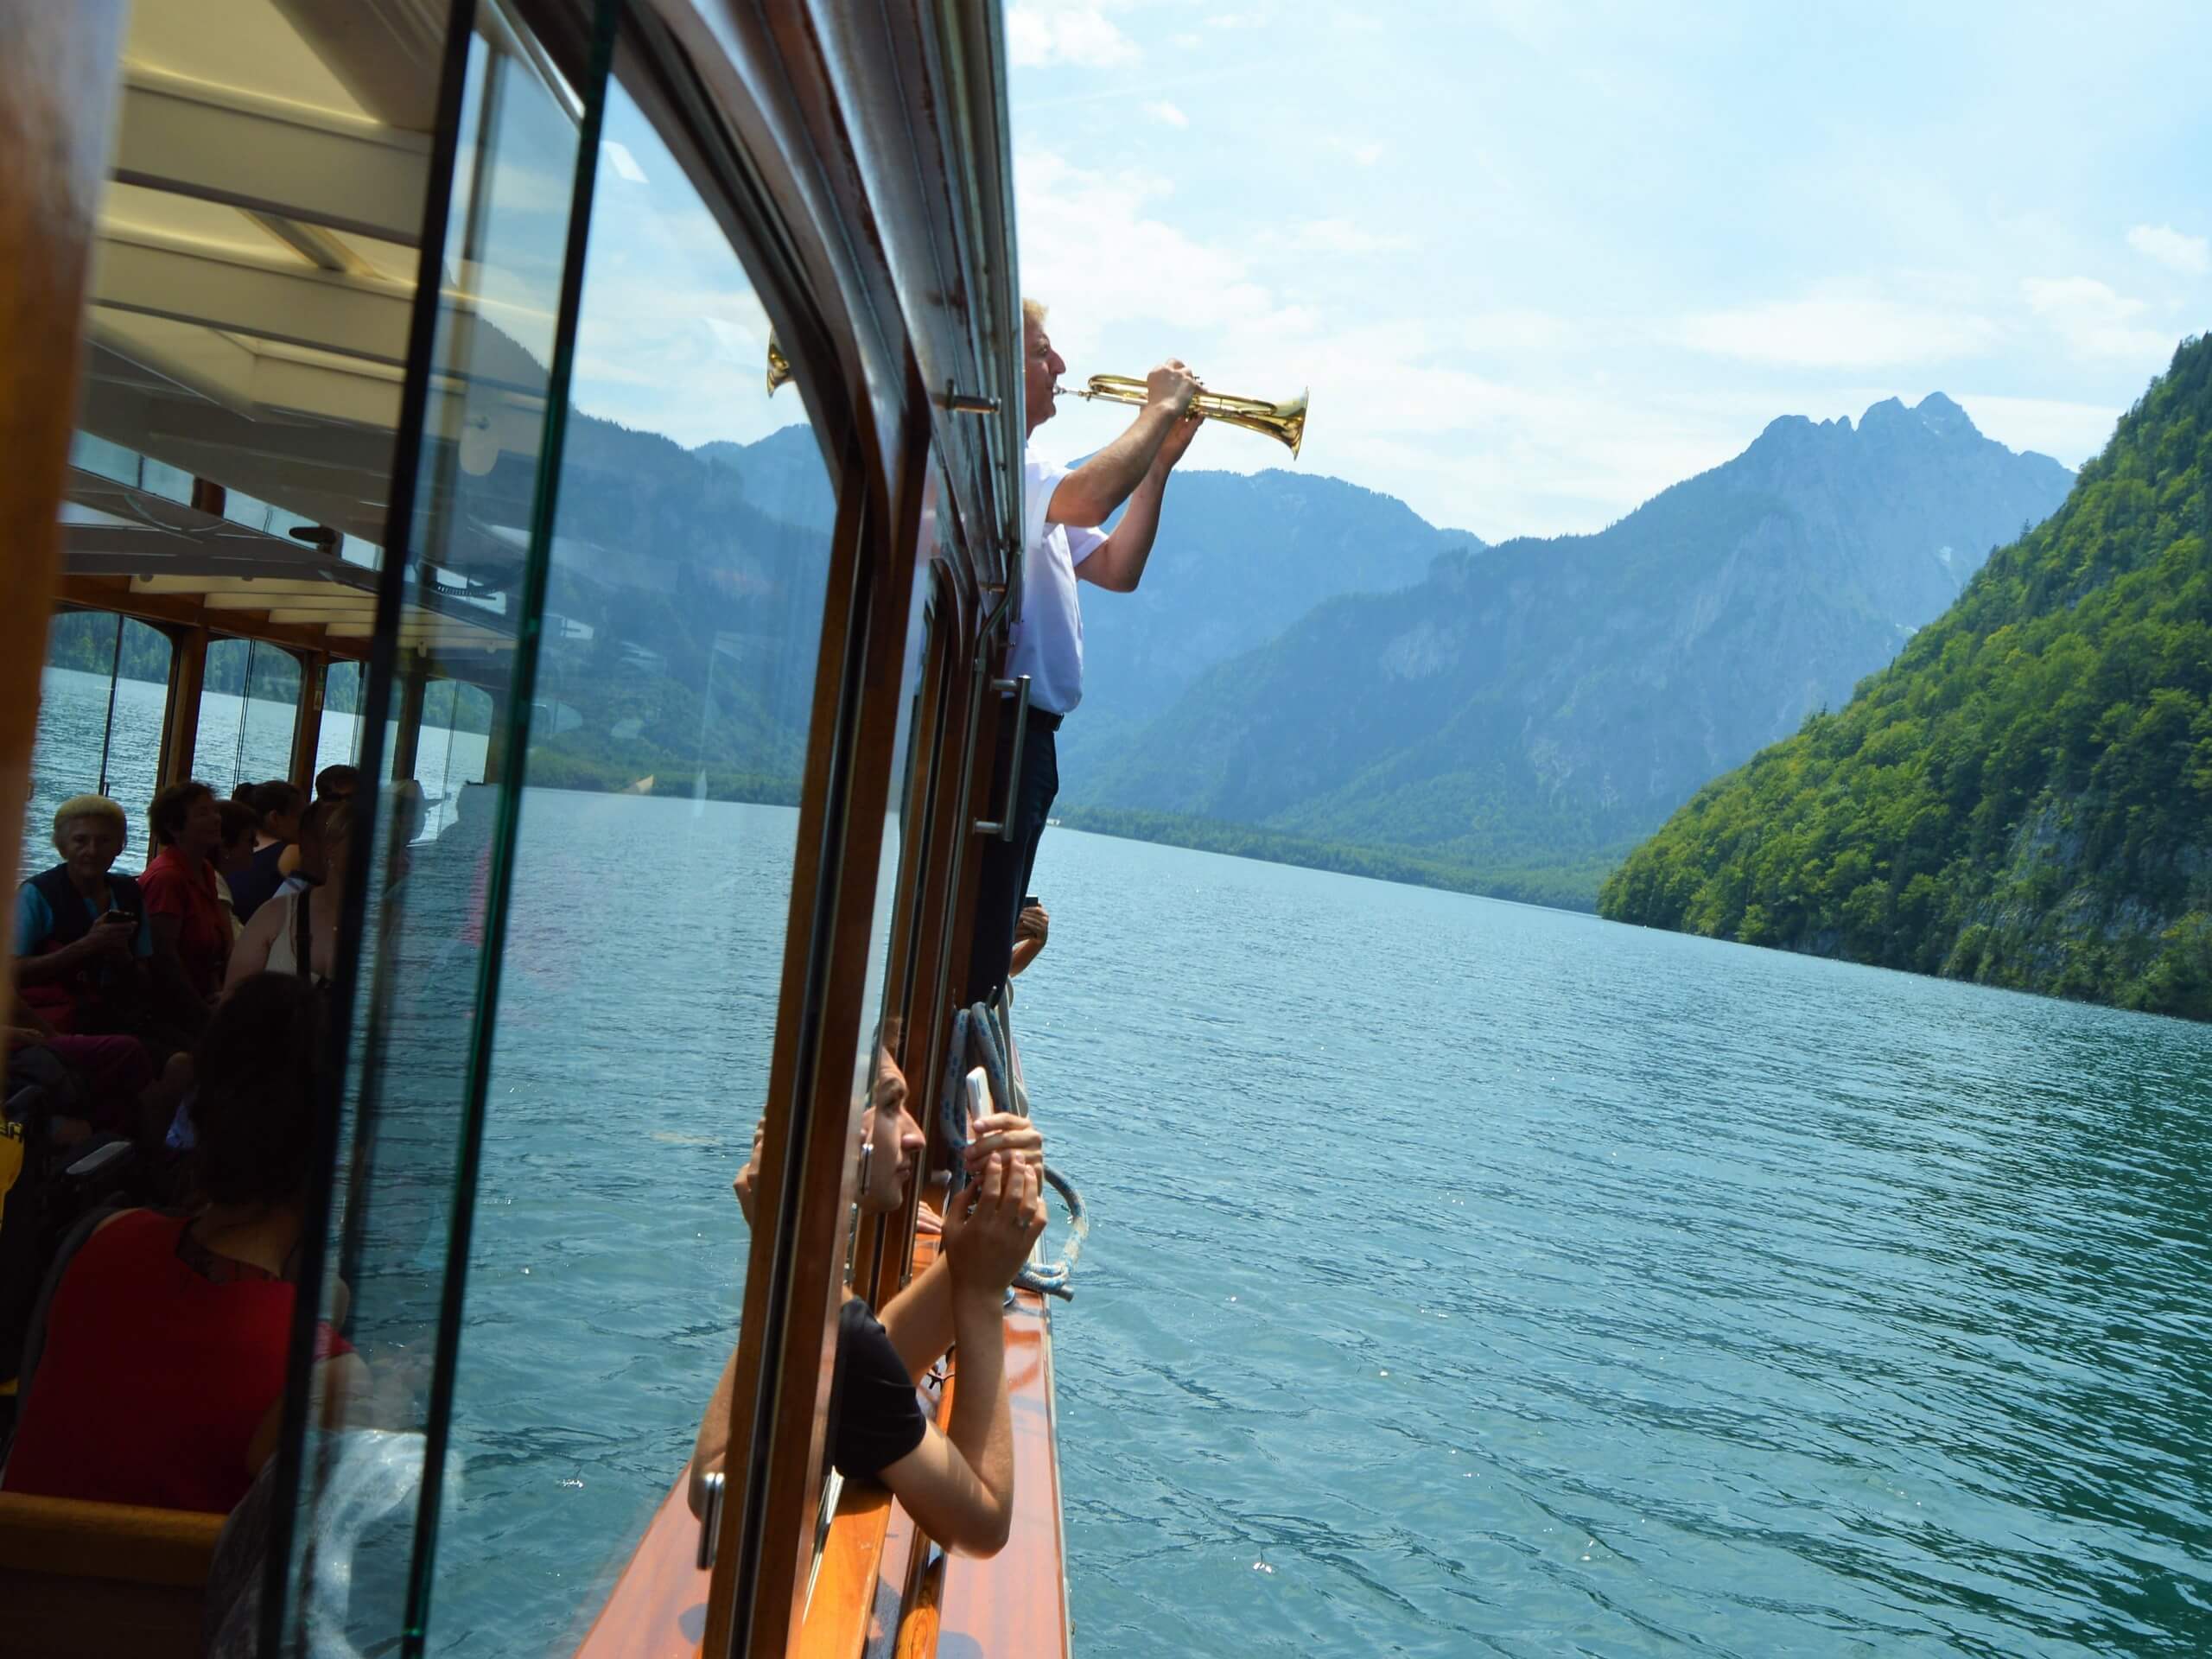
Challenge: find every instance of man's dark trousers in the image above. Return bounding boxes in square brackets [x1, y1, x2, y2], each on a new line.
[964, 708, 1059, 1008]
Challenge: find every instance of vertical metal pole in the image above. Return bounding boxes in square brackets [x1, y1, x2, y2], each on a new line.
[97, 610, 123, 795]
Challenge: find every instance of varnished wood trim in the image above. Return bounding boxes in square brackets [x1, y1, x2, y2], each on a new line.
[289, 651, 327, 789]
[54, 575, 378, 659]
[0, 1491, 225, 1586]
[568, 1477, 711, 1659]
[0, 0, 129, 1014]
[711, 385, 933, 1657]
[162, 624, 209, 790]
[793, 1482, 894, 1658]
[927, 1294, 1071, 1657]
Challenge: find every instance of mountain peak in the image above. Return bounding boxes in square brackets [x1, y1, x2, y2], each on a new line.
[1859, 391, 1980, 443]
[1914, 391, 1975, 437]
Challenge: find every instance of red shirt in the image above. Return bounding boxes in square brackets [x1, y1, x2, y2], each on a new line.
[140, 847, 229, 1001]
[2, 1210, 343, 1514]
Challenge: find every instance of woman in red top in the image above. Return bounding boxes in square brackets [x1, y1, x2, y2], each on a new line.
[2, 975, 362, 1514]
[139, 779, 232, 1007]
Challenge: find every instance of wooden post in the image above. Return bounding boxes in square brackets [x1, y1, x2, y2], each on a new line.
[290, 652, 328, 790]
[0, 0, 128, 1018]
[164, 627, 209, 788]
[391, 662, 429, 783]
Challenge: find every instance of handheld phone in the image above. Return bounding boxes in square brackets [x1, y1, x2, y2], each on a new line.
[963, 1065, 993, 1143]
[1021, 893, 1038, 909]
[945, 1065, 994, 1197]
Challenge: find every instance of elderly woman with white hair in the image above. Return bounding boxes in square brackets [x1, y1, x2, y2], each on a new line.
[9, 795, 160, 1133]
[14, 795, 154, 1033]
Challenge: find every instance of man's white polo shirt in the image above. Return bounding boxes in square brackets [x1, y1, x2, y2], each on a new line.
[1007, 447, 1108, 718]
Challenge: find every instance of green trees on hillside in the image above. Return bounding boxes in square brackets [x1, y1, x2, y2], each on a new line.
[1601, 335, 2212, 1020]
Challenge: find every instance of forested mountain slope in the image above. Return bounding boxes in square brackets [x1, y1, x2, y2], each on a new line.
[1077, 394, 2074, 905]
[1601, 336, 2212, 1018]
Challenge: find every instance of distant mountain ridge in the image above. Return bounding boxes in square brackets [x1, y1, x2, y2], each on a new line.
[1071, 394, 2075, 904]
[698, 431, 1491, 781]
[1602, 337, 2212, 1018]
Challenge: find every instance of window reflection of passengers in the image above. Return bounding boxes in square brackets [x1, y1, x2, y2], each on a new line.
[689, 1048, 1048, 1557]
[226, 779, 303, 924]
[1, 976, 365, 1514]
[214, 799, 260, 940]
[227, 798, 353, 993]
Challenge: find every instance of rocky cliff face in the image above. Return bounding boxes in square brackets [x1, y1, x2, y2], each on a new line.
[1074, 395, 2075, 900]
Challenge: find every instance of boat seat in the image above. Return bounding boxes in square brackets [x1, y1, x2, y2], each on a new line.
[0, 1490, 225, 1658]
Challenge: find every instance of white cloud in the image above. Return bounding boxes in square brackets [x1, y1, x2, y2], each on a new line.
[1144, 100, 1189, 128]
[1016, 148, 1268, 359]
[1951, 393, 2116, 468]
[1287, 217, 1409, 254]
[1326, 136, 1384, 167]
[2021, 276, 2174, 365]
[1679, 295, 2001, 370]
[2126, 223, 2209, 276]
[1007, 3, 1139, 68]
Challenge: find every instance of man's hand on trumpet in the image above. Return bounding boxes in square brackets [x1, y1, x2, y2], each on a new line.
[1146, 358, 1202, 419]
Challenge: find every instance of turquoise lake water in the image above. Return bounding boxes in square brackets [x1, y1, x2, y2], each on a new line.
[431, 810, 2207, 1658]
[22, 660, 2212, 1651]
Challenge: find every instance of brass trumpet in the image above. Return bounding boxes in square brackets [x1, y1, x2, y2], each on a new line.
[1058, 374, 1307, 459]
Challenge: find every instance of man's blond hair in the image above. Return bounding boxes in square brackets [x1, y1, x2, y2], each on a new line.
[1021, 297, 1047, 331]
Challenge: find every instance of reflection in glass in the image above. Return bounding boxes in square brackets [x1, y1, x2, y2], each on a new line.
[276, 18, 611, 1651]
[25, 613, 174, 874]
[194, 639, 302, 798]
[419, 65, 840, 1648]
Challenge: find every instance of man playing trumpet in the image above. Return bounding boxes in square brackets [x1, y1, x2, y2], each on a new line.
[964, 299, 1205, 1007]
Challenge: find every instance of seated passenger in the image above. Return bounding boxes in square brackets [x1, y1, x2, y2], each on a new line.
[0, 975, 364, 1513]
[689, 1049, 1046, 1557]
[226, 780, 303, 924]
[141, 780, 232, 1007]
[14, 795, 154, 1037]
[215, 799, 260, 939]
[227, 798, 352, 994]
[3, 1001, 156, 1142]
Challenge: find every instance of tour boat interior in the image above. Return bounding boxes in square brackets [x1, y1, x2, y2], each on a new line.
[3, 1, 1066, 1656]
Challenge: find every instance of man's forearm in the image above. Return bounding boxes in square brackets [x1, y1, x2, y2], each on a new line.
[1050, 404, 1180, 526]
[1086, 463, 1170, 592]
[944, 1285, 1014, 1539]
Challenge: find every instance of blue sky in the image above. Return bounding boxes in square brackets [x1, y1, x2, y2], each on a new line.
[1001, 0, 2211, 539]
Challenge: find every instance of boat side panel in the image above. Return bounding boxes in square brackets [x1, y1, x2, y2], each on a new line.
[915, 1292, 1072, 1659]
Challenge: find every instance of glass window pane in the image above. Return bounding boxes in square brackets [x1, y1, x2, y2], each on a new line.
[25, 613, 172, 875]
[416, 66, 841, 1649]
[193, 638, 301, 796]
[277, 17, 613, 1652]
